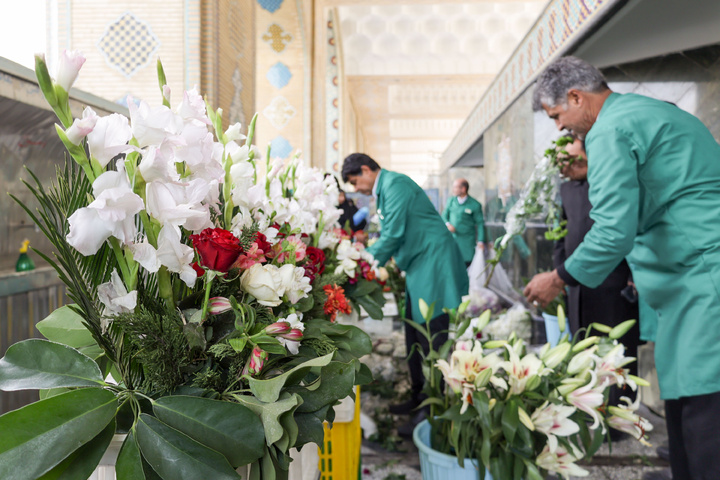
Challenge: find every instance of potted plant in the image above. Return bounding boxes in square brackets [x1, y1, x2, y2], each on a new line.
[0, 51, 384, 480]
[411, 301, 653, 480]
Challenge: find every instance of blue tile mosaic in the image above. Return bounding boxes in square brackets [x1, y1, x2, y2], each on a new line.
[266, 62, 292, 89]
[257, 0, 283, 14]
[270, 135, 293, 159]
[98, 12, 159, 77]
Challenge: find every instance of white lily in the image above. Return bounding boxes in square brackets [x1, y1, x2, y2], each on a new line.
[536, 444, 589, 479]
[607, 396, 653, 445]
[565, 371, 607, 431]
[530, 401, 580, 452]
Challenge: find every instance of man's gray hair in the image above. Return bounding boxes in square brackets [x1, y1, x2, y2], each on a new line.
[532, 56, 608, 111]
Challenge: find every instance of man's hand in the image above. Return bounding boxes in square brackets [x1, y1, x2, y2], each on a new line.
[523, 270, 565, 308]
[477, 242, 485, 251]
[353, 230, 368, 244]
[446, 223, 456, 233]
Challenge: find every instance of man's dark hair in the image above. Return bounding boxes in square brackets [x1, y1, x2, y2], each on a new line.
[341, 153, 380, 182]
[459, 179, 469, 192]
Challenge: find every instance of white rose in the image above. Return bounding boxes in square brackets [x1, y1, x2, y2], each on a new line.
[241, 264, 284, 306]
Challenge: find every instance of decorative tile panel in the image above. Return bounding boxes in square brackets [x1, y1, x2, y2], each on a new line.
[97, 12, 159, 78]
[262, 96, 296, 130]
[257, 0, 283, 14]
[270, 135, 293, 159]
[262, 24, 293, 53]
[325, 11, 340, 173]
[442, 0, 622, 168]
[266, 62, 292, 89]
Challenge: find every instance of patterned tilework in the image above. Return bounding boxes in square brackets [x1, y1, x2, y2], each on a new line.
[257, 0, 283, 14]
[97, 12, 160, 77]
[266, 62, 292, 89]
[442, 0, 622, 168]
[325, 11, 340, 173]
[263, 96, 296, 130]
[270, 135, 293, 158]
[262, 24, 293, 53]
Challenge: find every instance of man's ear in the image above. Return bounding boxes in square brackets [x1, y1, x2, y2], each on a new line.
[360, 164, 371, 175]
[567, 89, 582, 106]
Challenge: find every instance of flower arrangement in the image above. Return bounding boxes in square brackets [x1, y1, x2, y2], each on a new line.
[0, 51, 384, 479]
[415, 303, 652, 480]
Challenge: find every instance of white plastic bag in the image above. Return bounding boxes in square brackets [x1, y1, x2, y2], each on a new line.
[467, 245, 487, 291]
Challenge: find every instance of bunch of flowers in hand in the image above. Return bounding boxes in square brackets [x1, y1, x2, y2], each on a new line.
[486, 136, 573, 284]
[0, 51, 375, 480]
[417, 301, 652, 480]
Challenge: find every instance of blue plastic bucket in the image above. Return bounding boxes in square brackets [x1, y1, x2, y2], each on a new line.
[412, 419, 492, 480]
[542, 312, 571, 347]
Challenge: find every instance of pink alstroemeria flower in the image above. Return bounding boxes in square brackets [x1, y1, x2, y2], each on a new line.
[56, 49, 86, 91]
[243, 346, 267, 376]
[265, 321, 291, 335]
[280, 328, 304, 341]
[208, 297, 232, 315]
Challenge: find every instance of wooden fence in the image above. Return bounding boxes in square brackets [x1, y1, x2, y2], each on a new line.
[0, 268, 68, 414]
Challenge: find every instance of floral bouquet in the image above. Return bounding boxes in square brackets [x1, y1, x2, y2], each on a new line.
[415, 302, 652, 480]
[486, 136, 574, 285]
[0, 51, 377, 480]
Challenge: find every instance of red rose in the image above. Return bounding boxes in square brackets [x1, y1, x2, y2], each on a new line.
[254, 232, 272, 255]
[189, 228, 243, 272]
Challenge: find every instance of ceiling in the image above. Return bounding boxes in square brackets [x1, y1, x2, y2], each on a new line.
[337, 1, 547, 185]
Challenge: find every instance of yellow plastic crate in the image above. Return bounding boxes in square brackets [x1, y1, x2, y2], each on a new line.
[318, 387, 362, 480]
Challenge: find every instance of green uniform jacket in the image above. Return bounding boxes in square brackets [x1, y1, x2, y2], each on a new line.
[559, 93, 720, 400]
[442, 195, 485, 263]
[367, 170, 469, 324]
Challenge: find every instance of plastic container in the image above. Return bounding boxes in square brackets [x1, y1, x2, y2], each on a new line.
[413, 419, 492, 480]
[318, 387, 362, 480]
[542, 312, 561, 347]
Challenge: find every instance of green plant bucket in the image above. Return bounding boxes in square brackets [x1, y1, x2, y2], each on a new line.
[412, 419, 492, 480]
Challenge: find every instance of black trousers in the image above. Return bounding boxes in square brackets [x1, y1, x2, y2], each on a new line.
[404, 293, 450, 400]
[665, 390, 720, 479]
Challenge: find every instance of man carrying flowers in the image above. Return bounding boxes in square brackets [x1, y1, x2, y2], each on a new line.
[342, 153, 469, 435]
[524, 56, 720, 480]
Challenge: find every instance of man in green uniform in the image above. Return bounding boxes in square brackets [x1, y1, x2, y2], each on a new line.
[342, 153, 469, 435]
[442, 178, 486, 266]
[524, 56, 720, 480]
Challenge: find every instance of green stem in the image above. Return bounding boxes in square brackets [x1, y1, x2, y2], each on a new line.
[199, 271, 215, 323]
[109, 238, 132, 286]
[158, 267, 174, 308]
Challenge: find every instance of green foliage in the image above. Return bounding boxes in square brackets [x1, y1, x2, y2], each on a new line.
[112, 307, 192, 394]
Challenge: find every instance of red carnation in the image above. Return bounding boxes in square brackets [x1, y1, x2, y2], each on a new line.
[189, 228, 243, 273]
[323, 284, 352, 322]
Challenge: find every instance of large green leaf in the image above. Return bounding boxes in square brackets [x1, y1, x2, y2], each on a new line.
[152, 396, 265, 467]
[293, 405, 330, 447]
[233, 393, 303, 447]
[116, 431, 145, 480]
[247, 353, 333, 403]
[135, 414, 241, 480]
[288, 360, 356, 413]
[0, 339, 104, 391]
[37, 419, 116, 480]
[36, 305, 95, 348]
[0, 388, 117, 480]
